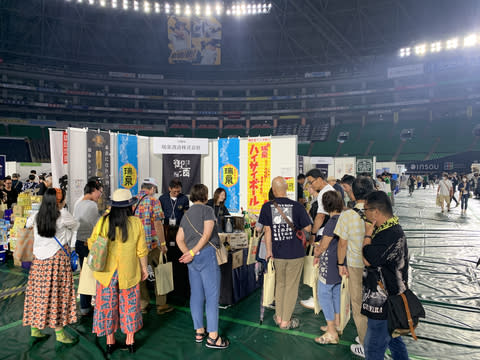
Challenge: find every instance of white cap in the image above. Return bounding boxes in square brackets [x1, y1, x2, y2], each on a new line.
[143, 177, 159, 187]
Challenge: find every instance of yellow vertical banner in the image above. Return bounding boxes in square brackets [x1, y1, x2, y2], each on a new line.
[247, 137, 271, 214]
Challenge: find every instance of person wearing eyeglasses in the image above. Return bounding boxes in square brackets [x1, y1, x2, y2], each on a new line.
[300, 168, 335, 310]
[361, 191, 409, 360]
[73, 180, 104, 316]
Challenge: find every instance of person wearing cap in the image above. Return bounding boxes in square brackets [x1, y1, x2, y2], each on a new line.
[89, 189, 148, 354]
[134, 178, 172, 315]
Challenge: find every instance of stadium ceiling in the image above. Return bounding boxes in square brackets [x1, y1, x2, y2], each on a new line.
[1, 0, 480, 74]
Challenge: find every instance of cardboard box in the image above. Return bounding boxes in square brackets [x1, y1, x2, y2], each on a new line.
[231, 250, 243, 270]
[13, 205, 24, 219]
[229, 232, 248, 249]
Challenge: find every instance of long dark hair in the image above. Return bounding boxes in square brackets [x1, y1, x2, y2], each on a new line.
[213, 187, 226, 205]
[106, 206, 133, 242]
[36, 188, 64, 237]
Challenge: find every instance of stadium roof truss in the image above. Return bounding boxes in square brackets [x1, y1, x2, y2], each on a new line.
[0, 0, 479, 72]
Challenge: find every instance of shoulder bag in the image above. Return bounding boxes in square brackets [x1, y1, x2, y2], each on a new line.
[86, 216, 109, 272]
[272, 200, 307, 248]
[54, 236, 79, 272]
[378, 280, 425, 340]
[185, 213, 227, 265]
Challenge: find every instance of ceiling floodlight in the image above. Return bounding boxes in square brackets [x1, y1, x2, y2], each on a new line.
[215, 2, 222, 15]
[205, 4, 211, 16]
[154, 2, 160, 13]
[399, 47, 411, 57]
[226, 9, 231, 15]
[175, 3, 181, 14]
[430, 42, 442, 53]
[446, 38, 458, 49]
[123, 0, 128, 10]
[88, 0, 94, 5]
[165, 2, 170, 13]
[77, 0, 83, 3]
[144, 1, 150, 13]
[185, 4, 191, 15]
[133, 0, 139, 11]
[100, 0, 106, 6]
[111, 0, 117, 8]
[195, 3, 201, 15]
[464, 34, 477, 47]
[415, 44, 426, 55]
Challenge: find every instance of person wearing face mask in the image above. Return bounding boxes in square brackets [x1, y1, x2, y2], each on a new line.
[436, 173, 453, 213]
[457, 176, 471, 215]
[206, 187, 230, 232]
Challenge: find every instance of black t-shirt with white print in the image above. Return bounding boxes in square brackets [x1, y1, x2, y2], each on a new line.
[361, 223, 409, 320]
[258, 197, 312, 259]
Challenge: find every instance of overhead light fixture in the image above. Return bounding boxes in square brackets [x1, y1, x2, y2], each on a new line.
[143, 1, 150, 13]
[154, 1, 160, 13]
[100, 0, 106, 6]
[446, 38, 458, 49]
[414, 44, 426, 55]
[215, 2, 222, 16]
[123, 0, 128, 10]
[430, 42, 442, 53]
[165, 2, 170, 13]
[111, 0, 117, 8]
[399, 47, 411, 57]
[175, 3, 181, 15]
[464, 34, 477, 47]
[185, 4, 191, 16]
[88, 0, 94, 5]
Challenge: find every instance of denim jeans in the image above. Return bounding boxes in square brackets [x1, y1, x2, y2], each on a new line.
[364, 318, 409, 360]
[317, 281, 340, 321]
[75, 240, 92, 312]
[461, 194, 469, 210]
[187, 245, 220, 333]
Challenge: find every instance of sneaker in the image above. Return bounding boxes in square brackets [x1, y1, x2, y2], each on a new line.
[355, 336, 361, 344]
[350, 343, 365, 358]
[300, 296, 315, 310]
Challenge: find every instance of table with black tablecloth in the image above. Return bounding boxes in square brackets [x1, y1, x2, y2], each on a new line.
[219, 248, 262, 306]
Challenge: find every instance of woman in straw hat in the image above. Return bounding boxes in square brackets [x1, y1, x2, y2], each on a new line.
[23, 188, 79, 346]
[89, 189, 148, 355]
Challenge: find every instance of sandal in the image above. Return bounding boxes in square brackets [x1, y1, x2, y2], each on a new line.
[320, 325, 343, 335]
[273, 314, 281, 326]
[314, 332, 339, 345]
[205, 335, 230, 349]
[195, 328, 208, 343]
[279, 317, 300, 330]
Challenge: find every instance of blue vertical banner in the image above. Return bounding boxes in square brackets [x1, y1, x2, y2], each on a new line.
[218, 138, 240, 213]
[118, 133, 138, 196]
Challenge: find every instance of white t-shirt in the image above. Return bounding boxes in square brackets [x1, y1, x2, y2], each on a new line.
[316, 183, 336, 235]
[438, 179, 452, 196]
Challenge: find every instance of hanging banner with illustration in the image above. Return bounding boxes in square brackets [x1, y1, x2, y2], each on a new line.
[167, 16, 221, 65]
[247, 137, 271, 214]
[162, 154, 201, 195]
[118, 133, 138, 196]
[87, 130, 111, 212]
[218, 138, 240, 213]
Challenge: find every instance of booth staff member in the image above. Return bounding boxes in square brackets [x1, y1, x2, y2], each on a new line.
[159, 179, 190, 300]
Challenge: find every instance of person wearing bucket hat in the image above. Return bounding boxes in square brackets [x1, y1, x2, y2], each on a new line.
[89, 188, 149, 354]
[134, 178, 173, 315]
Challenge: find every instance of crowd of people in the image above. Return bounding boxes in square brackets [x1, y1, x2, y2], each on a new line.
[11, 168, 415, 359]
[0, 170, 53, 210]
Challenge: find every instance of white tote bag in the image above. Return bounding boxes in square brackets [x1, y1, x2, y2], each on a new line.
[78, 263, 97, 296]
[262, 259, 276, 307]
[154, 253, 174, 295]
[339, 275, 351, 332]
[303, 246, 316, 288]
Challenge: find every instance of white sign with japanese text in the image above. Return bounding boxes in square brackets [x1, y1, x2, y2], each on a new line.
[153, 137, 209, 154]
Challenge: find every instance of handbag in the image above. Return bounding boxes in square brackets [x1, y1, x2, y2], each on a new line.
[303, 245, 316, 287]
[379, 281, 425, 340]
[154, 253, 174, 295]
[87, 216, 109, 272]
[185, 214, 228, 266]
[262, 258, 275, 307]
[339, 275, 351, 332]
[13, 227, 34, 262]
[272, 200, 307, 248]
[246, 230, 261, 265]
[78, 261, 97, 296]
[54, 236, 79, 272]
